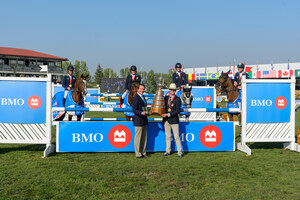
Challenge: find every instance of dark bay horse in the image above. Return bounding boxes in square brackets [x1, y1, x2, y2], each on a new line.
[215, 71, 241, 126]
[53, 74, 88, 121]
[120, 82, 138, 121]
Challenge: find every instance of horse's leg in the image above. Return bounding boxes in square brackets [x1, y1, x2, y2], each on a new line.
[77, 115, 82, 121]
[228, 113, 233, 122]
[68, 115, 72, 121]
[126, 116, 131, 121]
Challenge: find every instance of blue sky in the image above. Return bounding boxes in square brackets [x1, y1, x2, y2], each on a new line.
[1, 0, 299, 75]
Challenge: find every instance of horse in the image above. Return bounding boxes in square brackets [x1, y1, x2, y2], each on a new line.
[215, 71, 241, 126]
[53, 74, 88, 121]
[120, 82, 139, 121]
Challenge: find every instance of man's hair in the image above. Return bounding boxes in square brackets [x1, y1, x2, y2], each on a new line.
[138, 83, 145, 89]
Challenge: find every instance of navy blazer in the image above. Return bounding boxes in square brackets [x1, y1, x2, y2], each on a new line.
[62, 75, 77, 90]
[132, 94, 148, 126]
[172, 72, 187, 88]
[163, 95, 181, 124]
[233, 72, 249, 86]
[125, 74, 141, 91]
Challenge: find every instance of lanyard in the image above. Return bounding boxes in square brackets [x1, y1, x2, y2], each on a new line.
[168, 95, 175, 107]
[69, 75, 72, 83]
[132, 75, 135, 81]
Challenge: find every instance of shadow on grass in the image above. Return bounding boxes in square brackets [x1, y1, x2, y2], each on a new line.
[0, 144, 46, 154]
[249, 142, 285, 149]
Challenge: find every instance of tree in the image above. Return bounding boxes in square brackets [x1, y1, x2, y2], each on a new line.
[73, 60, 81, 78]
[62, 61, 72, 73]
[94, 64, 104, 84]
[120, 67, 131, 78]
[103, 68, 117, 78]
[146, 70, 157, 93]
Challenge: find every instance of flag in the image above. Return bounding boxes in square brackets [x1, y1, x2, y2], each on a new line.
[228, 71, 234, 79]
[208, 73, 220, 80]
[195, 73, 207, 80]
[248, 72, 252, 79]
[278, 70, 293, 78]
[205, 64, 207, 74]
[252, 71, 261, 78]
[262, 70, 277, 78]
[245, 66, 252, 73]
[188, 74, 192, 83]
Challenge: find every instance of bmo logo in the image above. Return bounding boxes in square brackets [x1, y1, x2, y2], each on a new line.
[204, 96, 211, 103]
[108, 125, 132, 148]
[27, 95, 42, 109]
[275, 96, 287, 109]
[251, 99, 272, 107]
[199, 125, 222, 148]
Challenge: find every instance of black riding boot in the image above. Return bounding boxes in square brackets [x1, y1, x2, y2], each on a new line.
[63, 98, 66, 107]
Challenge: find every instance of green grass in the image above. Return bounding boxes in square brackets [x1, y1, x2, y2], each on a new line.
[0, 113, 300, 200]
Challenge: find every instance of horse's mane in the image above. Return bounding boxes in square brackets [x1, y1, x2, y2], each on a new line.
[128, 83, 138, 106]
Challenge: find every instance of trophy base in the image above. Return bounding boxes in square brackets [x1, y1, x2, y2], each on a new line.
[149, 108, 166, 116]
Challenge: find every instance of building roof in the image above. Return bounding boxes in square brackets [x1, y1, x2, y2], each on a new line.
[0, 47, 67, 61]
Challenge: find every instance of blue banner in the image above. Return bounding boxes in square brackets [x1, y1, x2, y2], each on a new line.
[53, 86, 64, 96]
[57, 121, 235, 152]
[246, 83, 291, 123]
[0, 81, 46, 123]
[86, 89, 99, 103]
[163, 87, 214, 108]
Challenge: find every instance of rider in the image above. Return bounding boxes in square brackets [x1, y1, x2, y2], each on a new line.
[62, 65, 77, 106]
[123, 65, 141, 98]
[233, 63, 249, 89]
[172, 63, 187, 90]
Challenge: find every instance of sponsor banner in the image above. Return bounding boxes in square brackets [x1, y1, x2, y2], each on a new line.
[57, 121, 235, 152]
[0, 81, 46, 123]
[163, 87, 214, 108]
[86, 89, 99, 103]
[246, 83, 291, 123]
[294, 69, 300, 78]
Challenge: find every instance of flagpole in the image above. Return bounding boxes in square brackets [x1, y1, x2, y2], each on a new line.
[233, 58, 236, 74]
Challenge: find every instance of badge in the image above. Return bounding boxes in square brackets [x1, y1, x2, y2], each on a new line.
[168, 108, 171, 112]
[69, 84, 72, 87]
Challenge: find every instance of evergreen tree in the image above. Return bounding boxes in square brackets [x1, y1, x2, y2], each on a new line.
[103, 68, 117, 78]
[94, 64, 104, 84]
[120, 67, 131, 78]
[146, 70, 157, 93]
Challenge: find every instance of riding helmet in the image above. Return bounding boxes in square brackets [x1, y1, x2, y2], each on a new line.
[130, 65, 137, 71]
[175, 63, 182, 68]
[67, 65, 74, 71]
[237, 63, 245, 68]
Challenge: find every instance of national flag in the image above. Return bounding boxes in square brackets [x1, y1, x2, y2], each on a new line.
[248, 72, 252, 79]
[195, 73, 207, 80]
[245, 66, 252, 73]
[252, 71, 261, 78]
[228, 71, 234, 79]
[278, 70, 293, 78]
[262, 70, 277, 78]
[208, 73, 220, 80]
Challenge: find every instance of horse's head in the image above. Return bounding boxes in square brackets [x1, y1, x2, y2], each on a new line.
[215, 70, 230, 92]
[180, 84, 193, 108]
[75, 74, 88, 96]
